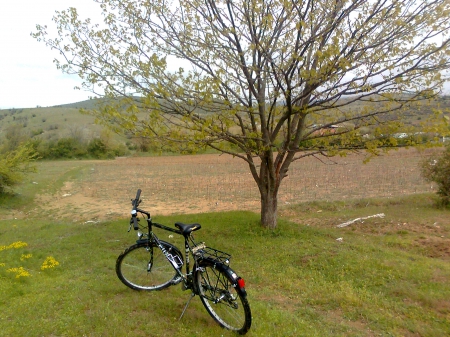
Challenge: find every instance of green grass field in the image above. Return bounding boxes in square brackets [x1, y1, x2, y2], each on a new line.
[1, 159, 449, 336]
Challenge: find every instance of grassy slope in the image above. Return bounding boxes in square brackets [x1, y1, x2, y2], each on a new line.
[0, 106, 101, 141]
[1, 192, 449, 336]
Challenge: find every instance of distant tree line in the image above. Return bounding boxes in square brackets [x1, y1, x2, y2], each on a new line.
[0, 124, 130, 160]
[0, 123, 179, 162]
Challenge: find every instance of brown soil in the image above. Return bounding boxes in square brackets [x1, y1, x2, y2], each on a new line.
[20, 148, 442, 224]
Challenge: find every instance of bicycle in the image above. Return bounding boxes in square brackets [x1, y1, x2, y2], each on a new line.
[115, 189, 252, 335]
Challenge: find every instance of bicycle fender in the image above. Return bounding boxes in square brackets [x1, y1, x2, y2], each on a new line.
[196, 258, 247, 296]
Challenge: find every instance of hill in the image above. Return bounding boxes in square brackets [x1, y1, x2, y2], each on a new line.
[52, 98, 104, 110]
[1, 96, 449, 154]
[0, 97, 128, 146]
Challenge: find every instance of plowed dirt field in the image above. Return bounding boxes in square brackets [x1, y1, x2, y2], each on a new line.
[26, 148, 439, 222]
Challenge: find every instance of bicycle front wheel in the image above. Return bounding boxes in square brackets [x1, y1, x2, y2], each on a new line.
[195, 261, 251, 334]
[116, 241, 182, 291]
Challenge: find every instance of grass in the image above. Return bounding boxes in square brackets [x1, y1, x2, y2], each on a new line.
[1, 195, 449, 336]
[0, 160, 94, 219]
[0, 106, 101, 140]
[0, 154, 449, 336]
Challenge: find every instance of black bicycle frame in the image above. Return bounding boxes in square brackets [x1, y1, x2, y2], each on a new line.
[139, 211, 196, 285]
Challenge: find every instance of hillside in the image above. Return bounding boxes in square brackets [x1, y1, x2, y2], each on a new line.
[1, 96, 449, 149]
[0, 98, 118, 144]
[52, 98, 104, 110]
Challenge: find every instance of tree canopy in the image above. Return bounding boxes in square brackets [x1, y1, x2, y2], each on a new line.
[34, 0, 450, 228]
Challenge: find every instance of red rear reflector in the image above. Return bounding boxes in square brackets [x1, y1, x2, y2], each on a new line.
[237, 278, 245, 289]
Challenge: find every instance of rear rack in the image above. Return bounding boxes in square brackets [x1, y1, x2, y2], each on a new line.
[193, 245, 231, 264]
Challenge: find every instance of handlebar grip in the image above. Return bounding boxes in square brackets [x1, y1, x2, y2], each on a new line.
[133, 189, 142, 209]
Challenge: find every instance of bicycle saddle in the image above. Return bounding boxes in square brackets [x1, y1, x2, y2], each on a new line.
[175, 222, 202, 235]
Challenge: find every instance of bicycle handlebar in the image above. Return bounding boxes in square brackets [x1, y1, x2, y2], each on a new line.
[131, 189, 141, 230]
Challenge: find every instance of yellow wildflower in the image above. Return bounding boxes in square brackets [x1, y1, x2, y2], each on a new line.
[0, 241, 28, 251]
[41, 256, 59, 270]
[6, 266, 31, 278]
[20, 254, 33, 261]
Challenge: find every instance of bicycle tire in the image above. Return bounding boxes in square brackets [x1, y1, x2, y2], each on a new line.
[195, 259, 252, 334]
[116, 241, 182, 291]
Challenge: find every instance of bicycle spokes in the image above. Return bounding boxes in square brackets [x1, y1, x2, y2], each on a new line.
[146, 246, 154, 272]
[200, 267, 237, 307]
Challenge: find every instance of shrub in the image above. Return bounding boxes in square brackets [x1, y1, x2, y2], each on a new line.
[31, 129, 44, 137]
[87, 138, 112, 158]
[39, 138, 87, 159]
[0, 143, 38, 194]
[1, 124, 30, 153]
[421, 145, 450, 206]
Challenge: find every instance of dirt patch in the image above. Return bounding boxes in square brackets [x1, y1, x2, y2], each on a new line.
[333, 218, 450, 259]
[415, 236, 450, 259]
[319, 308, 376, 336]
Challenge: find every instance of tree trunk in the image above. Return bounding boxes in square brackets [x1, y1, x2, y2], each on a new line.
[250, 150, 291, 229]
[260, 189, 278, 229]
[256, 152, 282, 229]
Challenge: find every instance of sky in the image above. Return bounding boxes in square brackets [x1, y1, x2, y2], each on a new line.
[1, 1, 449, 110]
[0, 0, 102, 109]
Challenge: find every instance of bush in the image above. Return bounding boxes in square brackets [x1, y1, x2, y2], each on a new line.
[87, 138, 111, 159]
[0, 143, 38, 194]
[32, 136, 128, 160]
[421, 145, 450, 206]
[47, 138, 87, 159]
[1, 124, 30, 153]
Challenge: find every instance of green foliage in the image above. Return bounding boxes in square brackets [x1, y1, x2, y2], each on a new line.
[33, 137, 128, 160]
[48, 138, 87, 159]
[1, 124, 30, 153]
[0, 143, 39, 194]
[0, 111, 140, 160]
[421, 145, 450, 206]
[87, 138, 112, 159]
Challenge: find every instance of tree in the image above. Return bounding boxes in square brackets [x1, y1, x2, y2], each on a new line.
[34, 0, 450, 228]
[0, 143, 38, 194]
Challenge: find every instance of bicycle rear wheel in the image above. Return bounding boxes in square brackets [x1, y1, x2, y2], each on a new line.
[195, 261, 251, 334]
[116, 241, 182, 291]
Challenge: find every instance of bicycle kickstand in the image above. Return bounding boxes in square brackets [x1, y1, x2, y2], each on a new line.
[179, 292, 195, 320]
